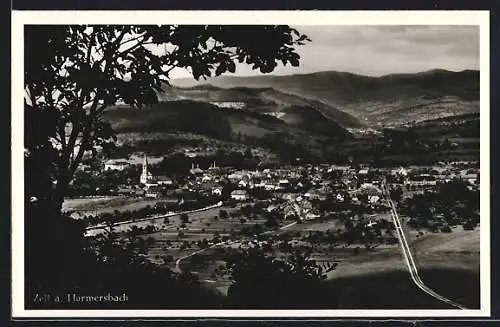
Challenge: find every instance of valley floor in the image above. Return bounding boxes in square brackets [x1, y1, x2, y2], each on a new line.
[67, 197, 480, 309]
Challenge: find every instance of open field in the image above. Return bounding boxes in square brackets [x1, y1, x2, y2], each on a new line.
[325, 223, 479, 279]
[86, 204, 240, 236]
[324, 227, 480, 308]
[412, 227, 479, 253]
[411, 227, 480, 308]
[327, 246, 404, 279]
[284, 218, 343, 232]
[63, 196, 160, 215]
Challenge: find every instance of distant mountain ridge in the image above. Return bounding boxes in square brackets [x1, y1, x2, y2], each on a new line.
[171, 69, 479, 127]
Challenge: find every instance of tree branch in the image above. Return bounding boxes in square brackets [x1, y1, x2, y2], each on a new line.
[117, 32, 147, 49]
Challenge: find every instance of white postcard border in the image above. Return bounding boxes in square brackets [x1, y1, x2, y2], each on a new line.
[11, 10, 491, 318]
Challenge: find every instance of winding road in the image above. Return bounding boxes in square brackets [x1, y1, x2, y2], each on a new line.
[382, 178, 466, 310]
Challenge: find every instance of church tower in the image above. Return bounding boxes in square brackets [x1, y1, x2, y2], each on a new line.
[140, 154, 150, 185]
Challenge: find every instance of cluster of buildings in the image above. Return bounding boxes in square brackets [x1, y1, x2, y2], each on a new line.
[392, 165, 479, 192]
[102, 152, 479, 220]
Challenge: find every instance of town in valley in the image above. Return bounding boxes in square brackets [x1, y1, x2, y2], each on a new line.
[25, 24, 482, 310]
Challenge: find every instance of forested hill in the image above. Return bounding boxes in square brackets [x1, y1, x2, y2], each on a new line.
[171, 69, 479, 127]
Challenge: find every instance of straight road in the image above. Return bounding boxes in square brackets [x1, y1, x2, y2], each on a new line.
[382, 179, 466, 310]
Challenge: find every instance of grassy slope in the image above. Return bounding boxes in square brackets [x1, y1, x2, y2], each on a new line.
[63, 197, 161, 215]
[103, 100, 351, 161]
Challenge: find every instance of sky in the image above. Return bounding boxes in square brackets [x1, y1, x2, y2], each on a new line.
[169, 25, 479, 78]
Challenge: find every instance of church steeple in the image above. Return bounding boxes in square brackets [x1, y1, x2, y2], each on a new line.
[140, 153, 149, 185]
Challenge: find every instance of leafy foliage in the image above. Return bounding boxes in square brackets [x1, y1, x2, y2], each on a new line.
[27, 202, 223, 309]
[24, 24, 310, 309]
[25, 25, 310, 209]
[225, 247, 327, 308]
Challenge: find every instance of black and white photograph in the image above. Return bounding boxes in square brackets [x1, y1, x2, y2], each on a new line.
[11, 10, 490, 318]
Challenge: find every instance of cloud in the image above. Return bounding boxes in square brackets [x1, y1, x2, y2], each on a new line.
[289, 25, 480, 76]
[170, 25, 479, 79]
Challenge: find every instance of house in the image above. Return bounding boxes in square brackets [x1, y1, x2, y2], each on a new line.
[460, 169, 478, 185]
[366, 219, 376, 227]
[228, 172, 244, 181]
[282, 193, 298, 201]
[201, 175, 213, 183]
[369, 195, 381, 204]
[145, 186, 162, 198]
[305, 212, 320, 220]
[79, 164, 92, 172]
[405, 175, 437, 187]
[284, 204, 299, 220]
[279, 179, 290, 186]
[104, 159, 130, 171]
[304, 189, 325, 201]
[212, 187, 223, 196]
[189, 163, 203, 175]
[207, 161, 218, 170]
[266, 204, 279, 213]
[358, 168, 369, 176]
[231, 190, 248, 201]
[391, 167, 408, 177]
[156, 176, 173, 186]
[69, 211, 85, 220]
[264, 183, 277, 191]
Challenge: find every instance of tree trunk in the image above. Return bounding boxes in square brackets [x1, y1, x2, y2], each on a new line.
[53, 170, 70, 215]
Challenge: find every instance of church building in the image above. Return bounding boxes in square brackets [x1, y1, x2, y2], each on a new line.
[140, 154, 154, 186]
